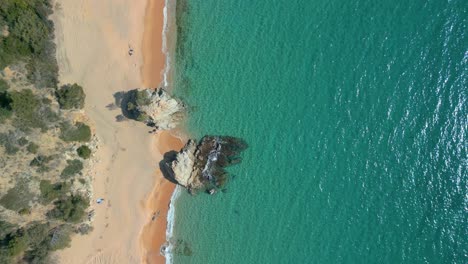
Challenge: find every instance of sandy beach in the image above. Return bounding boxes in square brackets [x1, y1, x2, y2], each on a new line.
[52, 0, 182, 263]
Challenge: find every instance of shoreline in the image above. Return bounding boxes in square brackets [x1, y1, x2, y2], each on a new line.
[139, 0, 186, 263]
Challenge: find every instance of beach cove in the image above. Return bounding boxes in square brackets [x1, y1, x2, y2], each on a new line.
[52, 0, 182, 263]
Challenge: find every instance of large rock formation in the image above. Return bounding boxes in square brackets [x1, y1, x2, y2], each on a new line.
[126, 88, 185, 130]
[165, 136, 247, 193]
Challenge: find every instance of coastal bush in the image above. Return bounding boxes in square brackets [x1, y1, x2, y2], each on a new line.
[18, 207, 31, 215]
[0, 0, 58, 88]
[0, 178, 33, 211]
[0, 221, 17, 238]
[47, 195, 89, 223]
[0, 131, 19, 155]
[76, 145, 91, 159]
[0, 79, 9, 92]
[27, 142, 39, 154]
[40, 180, 70, 203]
[6, 234, 28, 256]
[17, 136, 28, 146]
[0, 89, 12, 123]
[56, 83, 85, 109]
[60, 159, 83, 178]
[60, 122, 92, 142]
[30, 155, 54, 173]
[48, 225, 72, 251]
[9, 89, 46, 130]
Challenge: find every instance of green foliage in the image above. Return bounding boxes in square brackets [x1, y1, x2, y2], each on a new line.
[39, 180, 69, 203]
[24, 222, 49, 248]
[26, 142, 39, 154]
[0, 221, 17, 238]
[9, 89, 45, 130]
[0, 79, 9, 92]
[7, 234, 28, 256]
[60, 122, 92, 142]
[0, 0, 58, 88]
[18, 207, 31, 215]
[48, 225, 72, 251]
[0, 178, 33, 211]
[60, 159, 83, 178]
[56, 83, 85, 109]
[0, 131, 19, 154]
[76, 145, 91, 159]
[47, 195, 89, 223]
[30, 155, 53, 173]
[0, 89, 12, 123]
[125, 90, 151, 122]
[135, 90, 151, 106]
[17, 136, 28, 146]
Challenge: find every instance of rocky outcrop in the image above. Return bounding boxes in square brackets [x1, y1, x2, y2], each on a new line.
[166, 136, 247, 193]
[125, 88, 185, 130]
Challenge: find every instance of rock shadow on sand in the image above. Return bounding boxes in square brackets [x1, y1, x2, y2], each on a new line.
[159, 150, 180, 185]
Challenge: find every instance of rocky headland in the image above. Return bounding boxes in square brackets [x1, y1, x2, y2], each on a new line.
[115, 88, 185, 130]
[162, 136, 248, 193]
[115, 88, 247, 194]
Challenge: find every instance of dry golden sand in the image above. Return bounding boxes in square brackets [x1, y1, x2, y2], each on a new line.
[52, 0, 182, 263]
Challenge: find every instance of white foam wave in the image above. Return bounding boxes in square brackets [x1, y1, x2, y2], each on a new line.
[164, 185, 181, 264]
[162, 0, 170, 88]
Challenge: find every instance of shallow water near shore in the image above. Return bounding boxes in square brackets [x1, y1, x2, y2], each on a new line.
[170, 0, 467, 263]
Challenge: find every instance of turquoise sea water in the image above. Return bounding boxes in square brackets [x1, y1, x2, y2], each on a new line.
[170, 0, 467, 263]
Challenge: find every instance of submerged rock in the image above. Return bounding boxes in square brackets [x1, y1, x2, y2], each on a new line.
[165, 136, 247, 193]
[125, 88, 185, 130]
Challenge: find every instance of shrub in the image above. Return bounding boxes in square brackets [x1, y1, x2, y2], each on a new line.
[0, 90, 12, 123]
[17, 137, 28, 146]
[0, 79, 9, 92]
[0, 132, 19, 155]
[48, 225, 72, 251]
[47, 195, 89, 223]
[56, 83, 85, 109]
[60, 122, 91, 142]
[0, 0, 58, 88]
[0, 221, 17, 238]
[9, 89, 45, 130]
[30, 155, 53, 173]
[27, 142, 39, 154]
[7, 234, 28, 256]
[39, 180, 69, 203]
[76, 145, 91, 159]
[60, 159, 83, 178]
[0, 178, 33, 211]
[18, 207, 31, 215]
[25, 222, 50, 248]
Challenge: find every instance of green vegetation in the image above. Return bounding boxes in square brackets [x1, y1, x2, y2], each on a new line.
[0, 79, 9, 92]
[0, 222, 73, 263]
[126, 89, 151, 121]
[0, 1, 93, 262]
[60, 159, 83, 178]
[0, 178, 33, 211]
[26, 142, 39, 154]
[56, 83, 85, 109]
[0, 89, 12, 123]
[0, 0, 58, 88]
[0, 131, 20, 155]
[60, 122, 92, 142]
[30, 154, 54, 173]
[39, 180, 69, 203]
[76, 145, 91, 159]
[47, 195, 89, 223]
